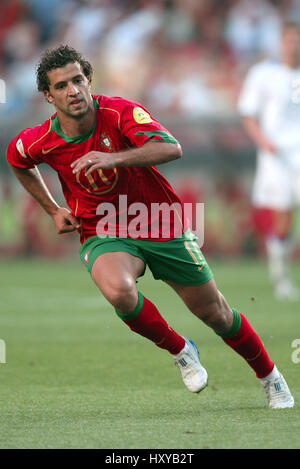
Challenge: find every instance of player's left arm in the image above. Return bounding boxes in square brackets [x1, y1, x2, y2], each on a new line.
[71, 140, 182, 177]
[71, 99, 182, 176]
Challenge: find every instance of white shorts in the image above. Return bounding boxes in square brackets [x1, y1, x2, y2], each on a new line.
[252, 151, 300, 210]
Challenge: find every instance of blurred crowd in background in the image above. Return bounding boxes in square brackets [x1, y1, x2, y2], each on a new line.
[1, 0, 300, 258]
[2, 0, 299, 118]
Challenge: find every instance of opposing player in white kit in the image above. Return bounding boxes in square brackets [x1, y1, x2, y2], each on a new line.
[238, 22, 300, 300]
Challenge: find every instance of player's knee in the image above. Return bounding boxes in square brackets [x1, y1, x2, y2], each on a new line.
[104, 276, 138, 313]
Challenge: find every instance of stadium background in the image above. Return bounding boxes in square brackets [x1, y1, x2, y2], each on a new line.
[1, 0, 300, 259]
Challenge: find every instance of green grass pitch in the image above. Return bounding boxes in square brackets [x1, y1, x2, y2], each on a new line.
[0, 257, 299, 449]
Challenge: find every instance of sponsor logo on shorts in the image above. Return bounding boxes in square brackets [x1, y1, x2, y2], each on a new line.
[84, 251, 90, 264]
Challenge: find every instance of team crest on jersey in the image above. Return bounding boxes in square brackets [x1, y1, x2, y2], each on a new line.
[133, 106, 153, 124]
[16, 138, 26, 158]
[99, 134, 113, 151]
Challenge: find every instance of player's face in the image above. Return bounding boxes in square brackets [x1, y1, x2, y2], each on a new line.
[281, 28, 300, 59]
[44, 62, 93, 118]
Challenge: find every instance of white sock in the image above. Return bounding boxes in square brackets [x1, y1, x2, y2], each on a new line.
[265, 235, 292, 285]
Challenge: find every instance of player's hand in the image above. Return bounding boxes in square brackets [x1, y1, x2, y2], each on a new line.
[71, 151, 117, 176]
[51, 207, 80, 234]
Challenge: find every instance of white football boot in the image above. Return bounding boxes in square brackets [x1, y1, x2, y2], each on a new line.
[260, 366, 295, 409]
[174, 339, 208, 393]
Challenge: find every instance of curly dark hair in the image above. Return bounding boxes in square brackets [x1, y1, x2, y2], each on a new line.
[36, 44, 93, 92]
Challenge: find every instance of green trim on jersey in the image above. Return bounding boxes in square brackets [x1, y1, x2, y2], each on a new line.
[50, 98, 99, 143]
[134, 130, 179, 144]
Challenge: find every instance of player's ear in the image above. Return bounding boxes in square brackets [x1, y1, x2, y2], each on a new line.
[44, 90, 54, 104]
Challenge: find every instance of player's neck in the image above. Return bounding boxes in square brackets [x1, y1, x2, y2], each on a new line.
[281, 54, 300, 69]
[57, 103, 95, 137]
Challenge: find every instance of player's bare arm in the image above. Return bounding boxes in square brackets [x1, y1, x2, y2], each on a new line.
[10, 165, 79, 234]
[71, 141, 182, 176]
[242, 116, 277, 154]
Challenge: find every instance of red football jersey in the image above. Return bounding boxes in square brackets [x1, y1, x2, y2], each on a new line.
[7, 95, 188, 242]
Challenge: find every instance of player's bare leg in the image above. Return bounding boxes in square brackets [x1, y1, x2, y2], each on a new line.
[91, 251, 145, 314]
[265, 208, 298, 301]
[167, 278, 233, 335]
[90, 251, 207, 392]
[91, 251, 186, 353]
[167, 278, 294, 408]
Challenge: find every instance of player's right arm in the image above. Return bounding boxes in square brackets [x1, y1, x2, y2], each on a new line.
[7, 134, 79, 234]
[238, 63, 276, 154]
[11, 166, 79, 233]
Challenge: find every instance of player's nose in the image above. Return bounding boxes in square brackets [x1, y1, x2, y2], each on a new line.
[67, 82, 79, 96]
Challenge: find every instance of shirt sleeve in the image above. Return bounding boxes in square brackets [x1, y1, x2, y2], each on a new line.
[6, 131, 38, 169]
[119, 101, 179, 147]
[237, 64, 267, 118]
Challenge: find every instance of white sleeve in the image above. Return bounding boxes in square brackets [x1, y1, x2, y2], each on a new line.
[237, 64, 267, 118]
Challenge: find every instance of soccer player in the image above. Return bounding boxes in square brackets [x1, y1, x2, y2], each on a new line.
[238, 22, 300, 301]
[7, 45, 294, 409]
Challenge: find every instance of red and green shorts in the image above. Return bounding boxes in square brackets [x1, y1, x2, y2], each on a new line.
[79, 229, 213, 286]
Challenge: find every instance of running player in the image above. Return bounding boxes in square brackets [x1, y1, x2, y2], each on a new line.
[7, 45, 294, 408]
[238, 22, 300, 301]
